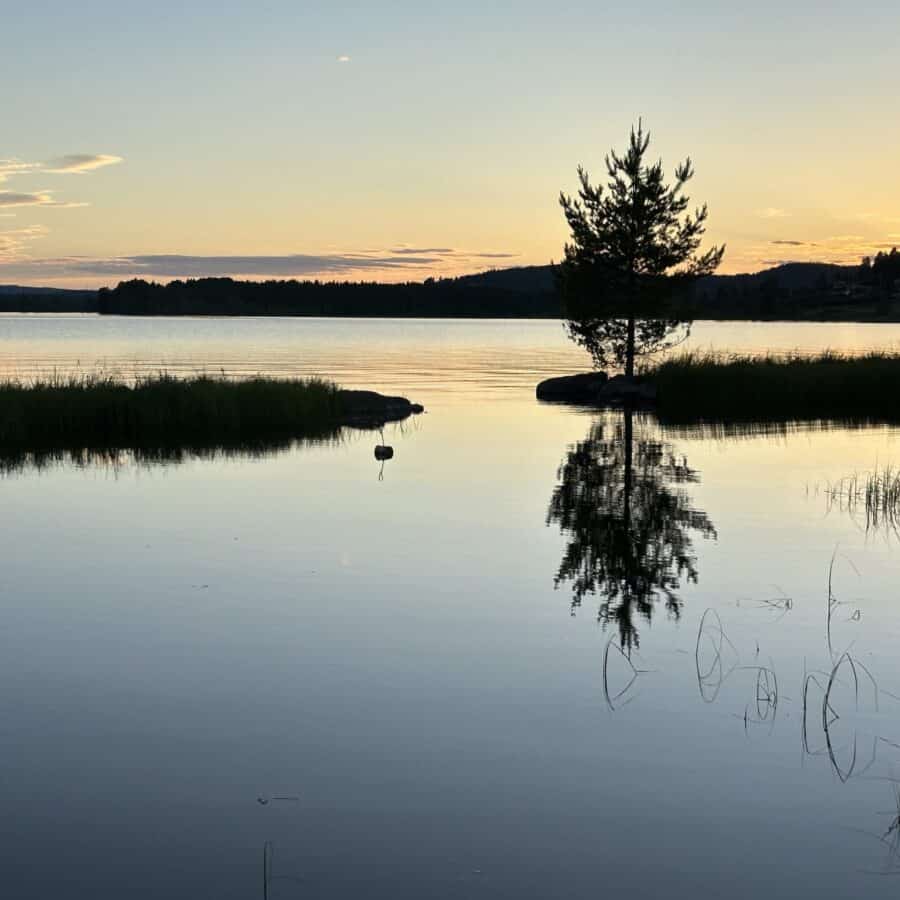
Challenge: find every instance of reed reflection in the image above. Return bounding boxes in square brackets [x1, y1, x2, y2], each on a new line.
[0, 422, 407, 475]
[547, 406, 716, 648]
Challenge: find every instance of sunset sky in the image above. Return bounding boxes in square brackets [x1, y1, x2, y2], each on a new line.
[3, 1, 899, 287]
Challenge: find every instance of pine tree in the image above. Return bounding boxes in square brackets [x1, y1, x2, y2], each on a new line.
[558, 122, 725, 376]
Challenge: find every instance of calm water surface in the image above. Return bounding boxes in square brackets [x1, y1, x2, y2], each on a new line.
[3, 317, 900, 898]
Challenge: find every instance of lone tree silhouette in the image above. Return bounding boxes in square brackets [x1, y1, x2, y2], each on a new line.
[558, 122, 725, 376]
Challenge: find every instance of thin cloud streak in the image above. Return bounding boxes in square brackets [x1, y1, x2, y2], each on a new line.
[390, 247, 455, 255]
[0, 160, 40, 183]
[0, 225, 49, 261]
[0, 252, 444, 280]
[43, 154, 123, 174]
[0, 247, 521, 284]
[730, 231, 900, 272]
[0, 191, 88, 209]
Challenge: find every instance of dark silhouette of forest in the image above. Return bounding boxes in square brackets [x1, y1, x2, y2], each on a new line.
[89, 250, 900, 319]
[0, 285, 96, 313]
[95, 275, 559, 317]
[3, 248, 899, 319]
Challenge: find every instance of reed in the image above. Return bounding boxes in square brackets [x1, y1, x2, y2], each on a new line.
[643, 349, 900, 423]
[0, 372, 345, 453]
[823, 466, 900, 534]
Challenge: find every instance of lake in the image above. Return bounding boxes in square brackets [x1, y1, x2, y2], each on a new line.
[3, 316, 900, 898]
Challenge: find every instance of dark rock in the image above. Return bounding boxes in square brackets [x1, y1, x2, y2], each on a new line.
[536, 372, 657, 406]
[597, 375, 658, 404]
[536, 372, 609, 402]
[337, 390, 424, 427]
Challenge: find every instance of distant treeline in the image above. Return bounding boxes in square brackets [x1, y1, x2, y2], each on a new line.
[0, 287, 96, 313]
[4, 249, 900, 320]
[683, 249, 900, 319]
[96, 276, 560, 317]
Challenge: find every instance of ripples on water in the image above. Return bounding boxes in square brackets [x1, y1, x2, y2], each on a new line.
[3, 316, 900, 898]
[3, 315, 900, 399]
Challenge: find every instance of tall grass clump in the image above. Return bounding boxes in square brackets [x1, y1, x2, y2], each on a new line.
[823, 465, 900, 535]
[0, 372, 345, 454]
[643, 350, 900, 423]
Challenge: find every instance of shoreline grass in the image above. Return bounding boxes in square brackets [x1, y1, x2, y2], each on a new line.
[822, 465, 900, 535]
[643, 350, 900, 423]
[0, 372, 396, 456]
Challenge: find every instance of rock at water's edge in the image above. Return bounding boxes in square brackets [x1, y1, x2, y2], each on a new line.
[599, 375, 658, 404]
[536, 372, 609, 402]
[536, 372, 657, 405]
[337, 389, 424, 426]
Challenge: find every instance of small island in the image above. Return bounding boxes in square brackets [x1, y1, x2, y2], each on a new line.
[538, 351, 900, 424]
[0, 373, 424, 458]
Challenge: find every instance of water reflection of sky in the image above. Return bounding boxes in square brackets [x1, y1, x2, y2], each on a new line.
[3, 318, 900, 897]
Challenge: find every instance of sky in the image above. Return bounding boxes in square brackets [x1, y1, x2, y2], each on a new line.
[2, 1, 899, 288]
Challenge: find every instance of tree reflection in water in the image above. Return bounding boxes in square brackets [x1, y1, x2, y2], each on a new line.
[547, 406, 717, 649]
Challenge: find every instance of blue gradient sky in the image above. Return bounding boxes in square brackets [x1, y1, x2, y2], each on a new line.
[2, 1, 899, 286]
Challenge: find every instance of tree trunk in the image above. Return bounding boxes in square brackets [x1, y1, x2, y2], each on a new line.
[623, 404, 633, 525]
[625, 315, 636, 378]
[622, 403, 635, 616]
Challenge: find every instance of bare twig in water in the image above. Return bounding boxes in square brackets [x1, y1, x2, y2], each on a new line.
[263, 841, 274, 900]
[822, 652, 880, 782]
[854, 784, 900, 876]
[262, 840, 305, 897]
[754, 589, 793, 622]
[602, 636, 653, 710]
[695, 609, 739, 703]
[729, 664, 780, 735]
[827, 549, 861, 660]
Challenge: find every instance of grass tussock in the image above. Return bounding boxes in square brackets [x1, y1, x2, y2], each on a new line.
[823, 465, 900, 535]
[643, 350, 900, 423]
[0, 372, 345, 454]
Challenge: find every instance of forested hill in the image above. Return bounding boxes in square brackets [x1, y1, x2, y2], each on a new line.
[3, 250, 899, 319]
[96, 275, 560, 317]
[94, 258, 896, 319]
[0, 285, 97, 313]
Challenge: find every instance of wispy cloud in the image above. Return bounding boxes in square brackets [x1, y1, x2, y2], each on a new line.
[390, 246, 519, 260]
[728, 230, 900, 274]
[756, 207, 790, 219]
[0, 252, 442, 280]
[0, 159, 40, 183]
[0, 225, 49, 261]
[0, 190, 88, 209]
[337, 55, 351, 62]
[391, 246, 455, 255]
[0, 247, 520, 284]
[0, 153, 120, 208]
[43, 154, 123, 175]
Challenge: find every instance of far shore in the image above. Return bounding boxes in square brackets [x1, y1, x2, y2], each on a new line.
[6, 308, 900, 324]
[3, 258, 900, 321]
